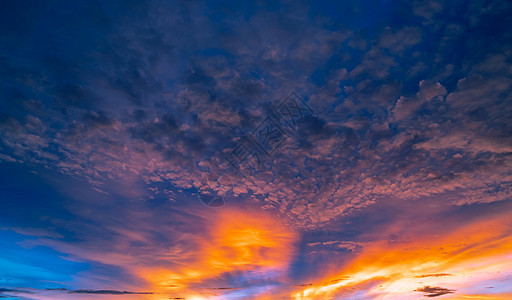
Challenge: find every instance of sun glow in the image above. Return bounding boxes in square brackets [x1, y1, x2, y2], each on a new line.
[293, 213, 512, 299]
[137, 208, 297, 298]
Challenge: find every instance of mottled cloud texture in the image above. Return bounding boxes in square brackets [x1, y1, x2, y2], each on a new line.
[1, 0, 512, 299]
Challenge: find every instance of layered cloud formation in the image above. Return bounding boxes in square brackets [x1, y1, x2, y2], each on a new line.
[1, 0, 512, 299]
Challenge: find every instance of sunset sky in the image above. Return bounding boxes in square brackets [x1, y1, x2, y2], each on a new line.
[1, 0, 512, 299]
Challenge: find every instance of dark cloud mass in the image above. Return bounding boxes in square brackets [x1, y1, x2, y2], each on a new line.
[415, 286, 456, 297]
[1, 0, 512, 299]
[68, 289, 153, 295]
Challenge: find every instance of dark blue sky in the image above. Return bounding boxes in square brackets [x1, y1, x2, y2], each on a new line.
[1, 0, 512, 299]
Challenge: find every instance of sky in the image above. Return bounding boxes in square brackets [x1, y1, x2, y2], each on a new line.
[1, 0, 512, 299]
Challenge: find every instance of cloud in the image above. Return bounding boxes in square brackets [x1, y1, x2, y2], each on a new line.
[413, 1, 443, 20]
[414, 286, 455, 297]
[379, 27, 422, 54]
[0, 288, 31, 294]
[132, 207, 299, 298]
[67, 289, 152, 295]
[1, 0, 510, 231]
[391, 80, 447, 122]
[0, 287, 153, 300]
[415, 274, 452, 278]
[291, 205, 512, 299]
[1, 1, 512, 299]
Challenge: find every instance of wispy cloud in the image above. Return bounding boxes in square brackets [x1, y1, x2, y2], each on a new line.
[414, 286, 455, 297]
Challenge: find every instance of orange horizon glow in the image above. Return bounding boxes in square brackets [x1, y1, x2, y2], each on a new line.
[292, 211, 512, 299]
[14, 207, 512, 300]
[94, 207, 512, 299]
[136, 208, 298, 299]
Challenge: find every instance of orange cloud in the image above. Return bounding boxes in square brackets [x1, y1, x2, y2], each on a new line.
[137, 208, 298, 299]
[292, 211, 512, 299]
